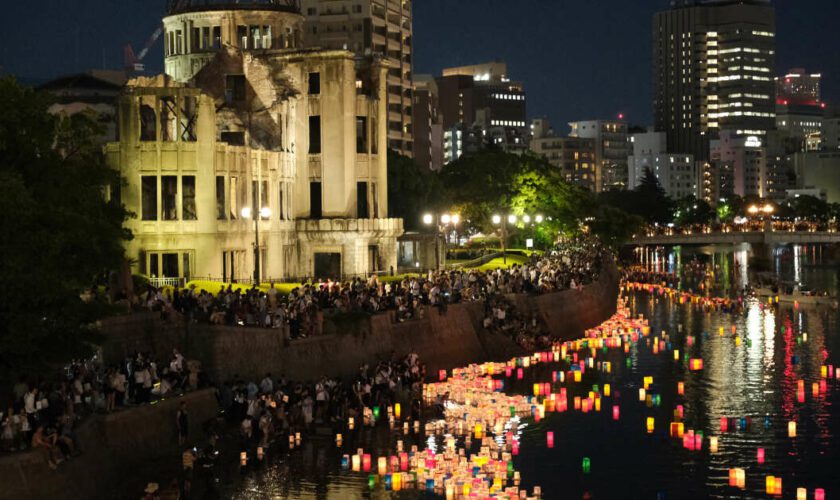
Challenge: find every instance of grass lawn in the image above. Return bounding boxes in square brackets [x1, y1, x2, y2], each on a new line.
[184, 280, 301, 295]
[468, 253, 530, 271]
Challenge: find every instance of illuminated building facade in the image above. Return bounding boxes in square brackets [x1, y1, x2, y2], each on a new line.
[107, 1, 402, 285]
[568, 119, 629, 192]
[530, 119, 597, 191]
[653, 0, 776, 160]
[300, 0, 414, 157]
[628, 130, 699, 200]
[436, 62, 528, 160]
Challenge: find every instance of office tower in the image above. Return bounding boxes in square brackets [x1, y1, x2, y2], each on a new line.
[301, 0, 414, 157]
[653, 0, 776, 160]
[436, 62, 528, 161]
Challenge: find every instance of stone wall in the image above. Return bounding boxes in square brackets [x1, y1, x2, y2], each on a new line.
[0, 389, 218, 500]
[100, 260, 620, 383]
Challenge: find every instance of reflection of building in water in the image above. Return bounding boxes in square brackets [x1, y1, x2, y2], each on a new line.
[106, 1, 402, 284]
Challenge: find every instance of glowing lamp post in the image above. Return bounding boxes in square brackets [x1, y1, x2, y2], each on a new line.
[422, 212, 460, 270]
[241, 205, 272, 285]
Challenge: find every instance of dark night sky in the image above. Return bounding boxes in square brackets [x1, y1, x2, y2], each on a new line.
[1, 0, 837, 130]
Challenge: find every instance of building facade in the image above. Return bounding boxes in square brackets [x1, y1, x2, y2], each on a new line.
[300, 0, 414, 157]
[412, 74, 443, 170]
[710, 129, 767, 199]
[628, 130, 699, 200]
[436, 62, 528, 160]
[529, 119, 597, 191]
[568, 119, 629, 192]
[653, 0, 776, 160]
[107, 2, 402, 284]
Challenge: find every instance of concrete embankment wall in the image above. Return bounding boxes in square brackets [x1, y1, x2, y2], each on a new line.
[101, 260, 620, 383]
[0, 261, 618, 499]
[0, 388, 217, 500]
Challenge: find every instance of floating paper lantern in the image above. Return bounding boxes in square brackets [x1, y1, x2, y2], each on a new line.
[709, 436, 718, 453]
[720, 417, 729, 432]
[736, 469, 746, 489]
[240, 451, 247, 467]
[439, 370, 446, 381]
[644, 376, 653, 390]
[547, 432, 554, 448]
[394, 403, 401, 419]
[378, 457, 387, 476]
[612, 405, 620, 421]
[797, 488, 806, 500]
[647, 417, 655, 433]
[757, 448, 765, 464]
[368, 474, 375, 490]
[816, 488, 825, 500]
[574, 371, 582, 382]
[474, 423, 483, 439]
[363, 453, 372, 472]
[813, 382, 820, 398]
[348, 417, 355, 430]
[677, 381, 685, 395]
[341, 454, 349, 469]
[604, 383, 611, 397]
[336, 434, 343, 447]
[689, 358, 704, 370]
[352, 454, 361, 471]
[674, 349, 680, 361]
[789, 421, 797, 438]
[670, 422, 684, 438]
[767, 476, 776, 495]
[517, 368, 524, 380]
[582, 457, 591, 473]
[639, 388, 647, 401]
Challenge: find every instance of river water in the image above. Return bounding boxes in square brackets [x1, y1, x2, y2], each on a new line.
[179, 244, 840, 499]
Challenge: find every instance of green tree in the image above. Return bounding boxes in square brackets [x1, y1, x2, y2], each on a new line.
[0, 77, 131, 380]
[673, 196, 715, 227]
[386, 150, 447, 230]
[599, 168, 674, 226]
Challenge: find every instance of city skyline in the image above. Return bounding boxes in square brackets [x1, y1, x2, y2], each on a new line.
[1, 0, 837, 131]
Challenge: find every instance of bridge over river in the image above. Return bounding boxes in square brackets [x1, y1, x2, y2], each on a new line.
[631, 229, 840, 247]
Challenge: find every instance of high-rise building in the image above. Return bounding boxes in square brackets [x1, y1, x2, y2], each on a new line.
[568, 119, 629, 192]
[107, 1, 402, 284]
[774, 69, 824, 152]
[710, 130, 767, 199]
[412, 75, 443, 170]
[776, 68, 821, 106]
[653, 0, 776, 160]
[436, 62, 528, 160]
[300, 0, 414, 157]
[530, 119, 597, 191]
[628, 130, 699, 200]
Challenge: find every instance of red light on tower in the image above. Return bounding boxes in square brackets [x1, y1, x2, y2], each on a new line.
[618, 113, 625, 120]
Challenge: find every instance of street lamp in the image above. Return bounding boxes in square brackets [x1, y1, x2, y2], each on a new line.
[492, 212, 546, 263]
[242, 206, 272, 285]
[422, 212, 460, 270]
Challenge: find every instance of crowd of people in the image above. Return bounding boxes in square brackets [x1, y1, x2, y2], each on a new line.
[0, 348, 201, 468]
[128, 237, 607, 344]
[215, 352, 425, 448]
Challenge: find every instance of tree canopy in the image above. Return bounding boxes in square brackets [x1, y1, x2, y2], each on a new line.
[0, 77, 131, 380]
[436, 150, 641, 248]
[386, 150, 448, 231]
